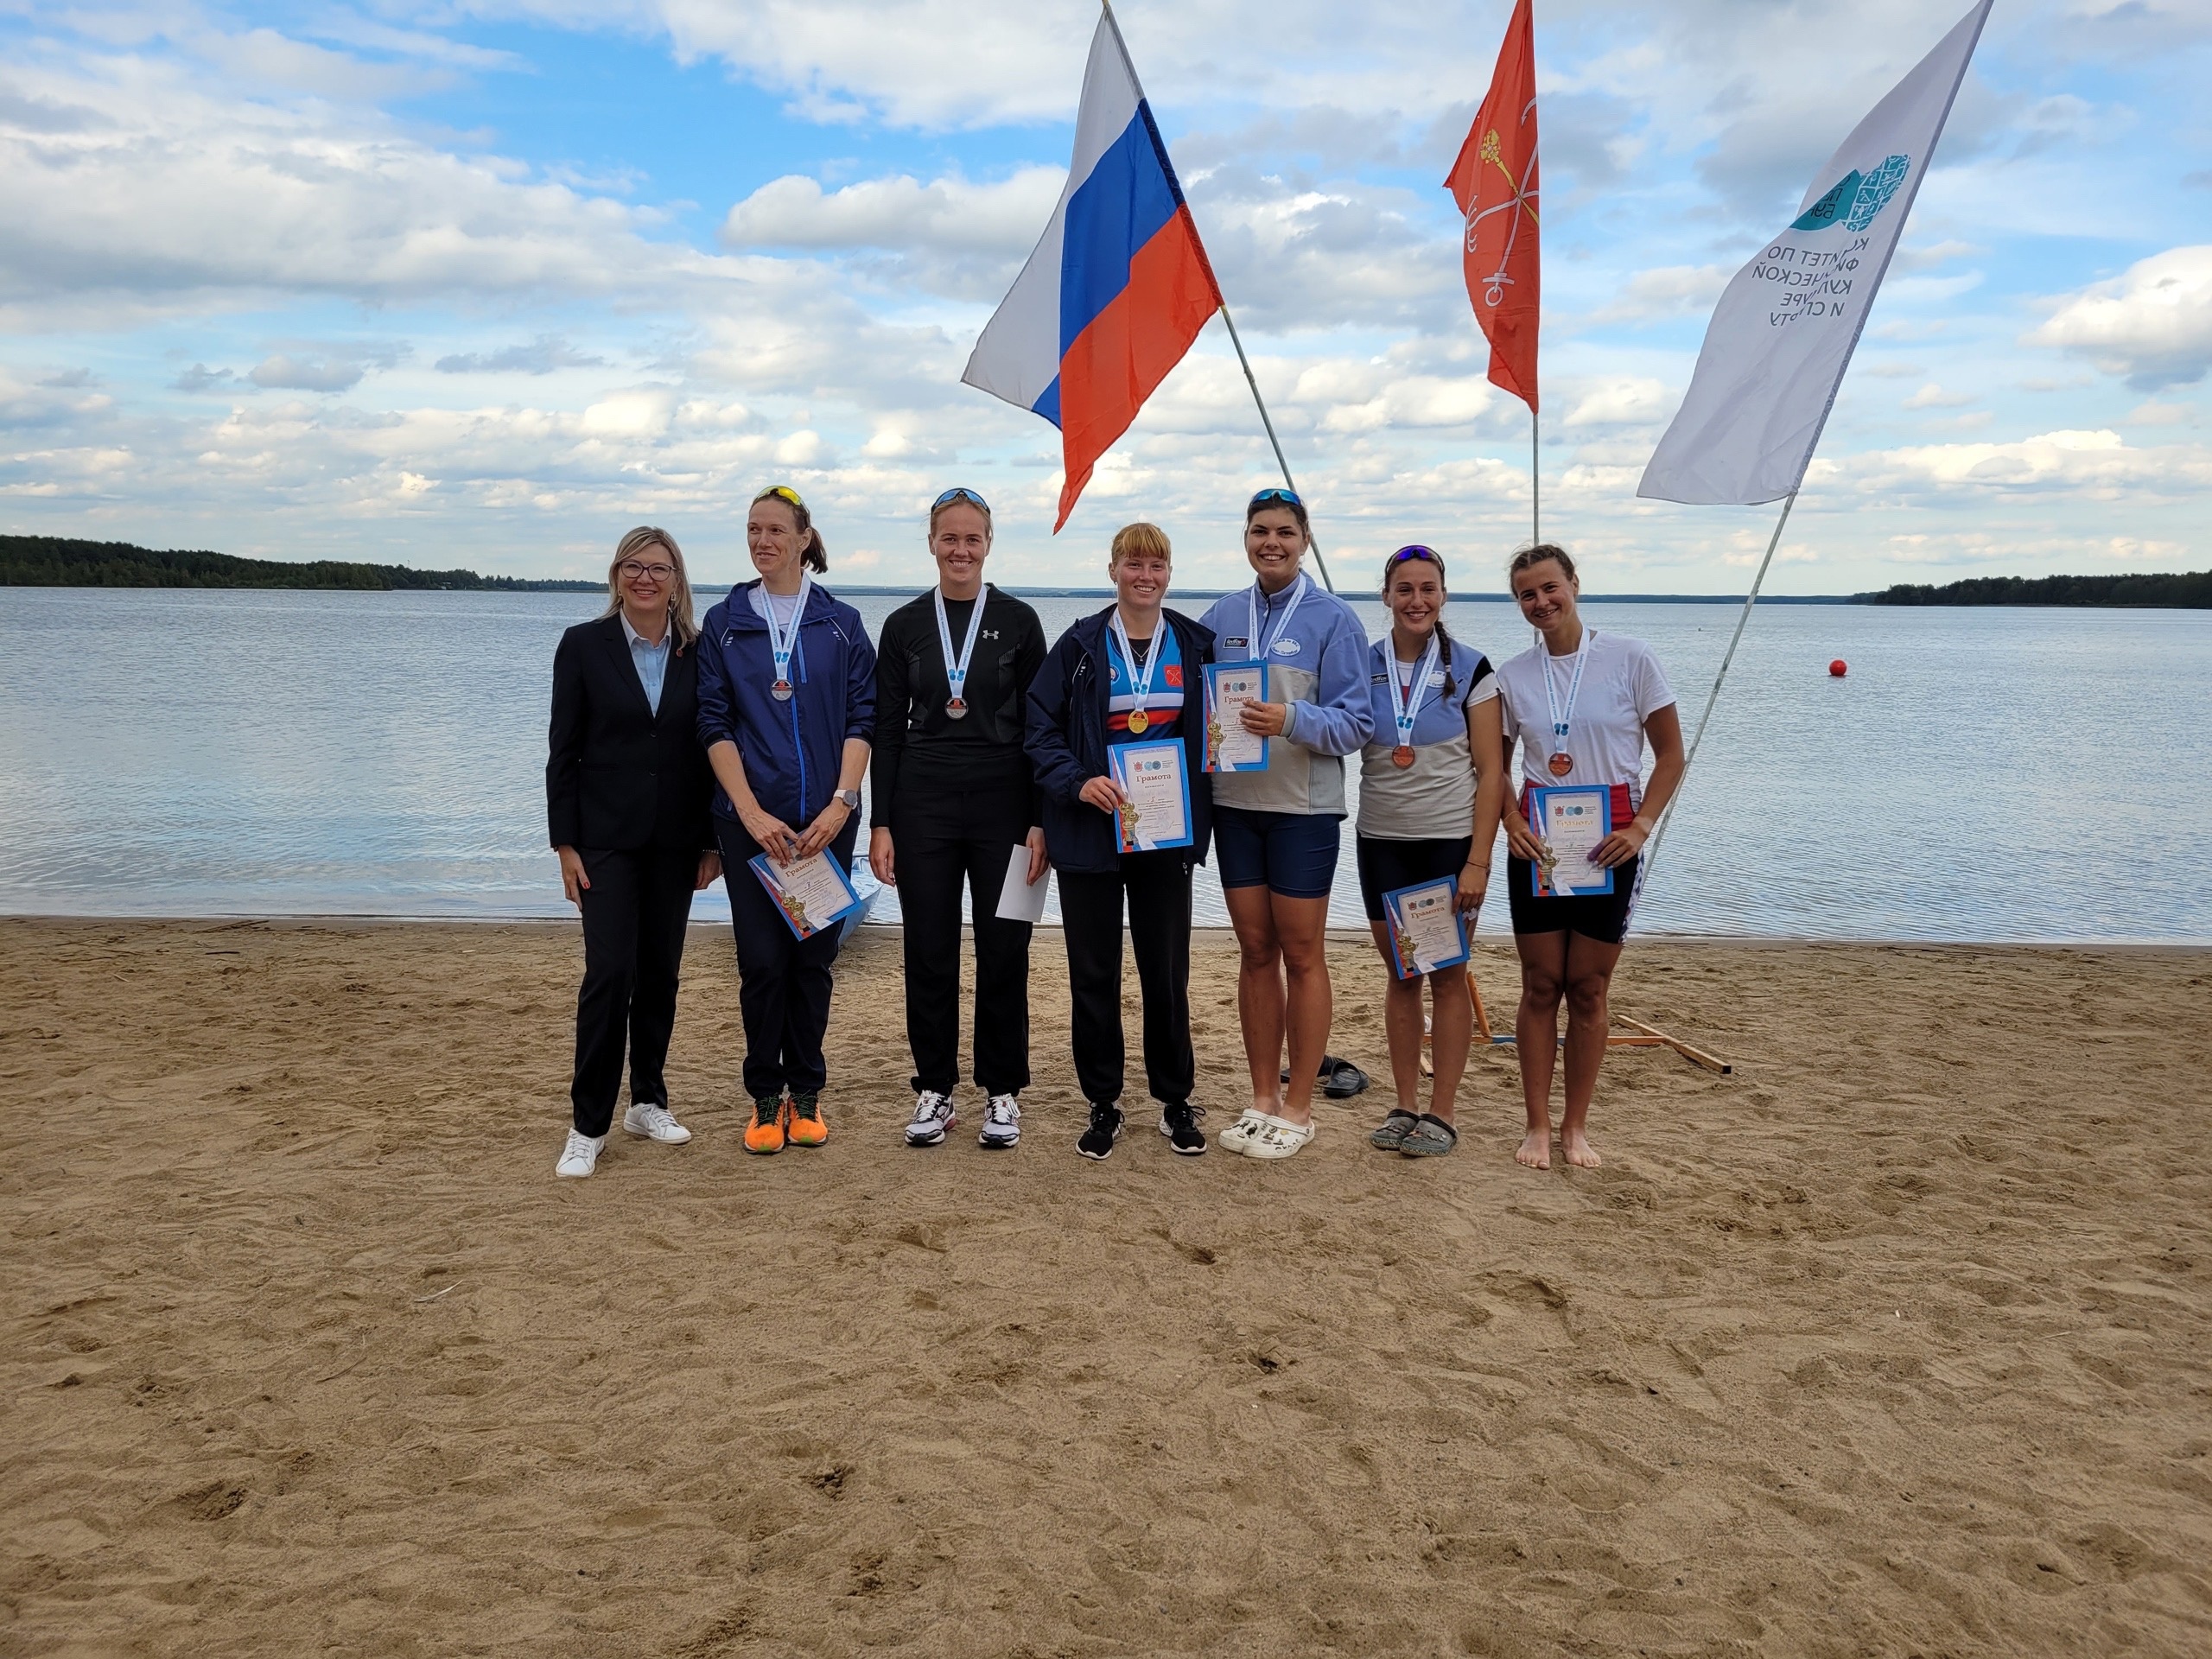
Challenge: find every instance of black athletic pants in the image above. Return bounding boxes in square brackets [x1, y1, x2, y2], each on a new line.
[1057, 851, 1194, 1109]
[570, 844, 701, 1136]
[716, 817, 860, 1102]
[890, 783, 1033, 1097]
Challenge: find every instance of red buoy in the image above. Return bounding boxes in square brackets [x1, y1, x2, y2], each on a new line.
[1828, 658, 1848, 677]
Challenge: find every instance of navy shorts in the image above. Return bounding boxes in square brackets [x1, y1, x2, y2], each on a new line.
[1213, 806, 1342, 899]
[1505, 853, 1639, 945]
[1354, 835, 1474, 923]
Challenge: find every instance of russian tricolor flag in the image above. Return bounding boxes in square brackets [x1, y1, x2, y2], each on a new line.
[963, 10, 1223, 531]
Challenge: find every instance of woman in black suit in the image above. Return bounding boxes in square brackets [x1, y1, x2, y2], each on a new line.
[547, 526, 721, 1179]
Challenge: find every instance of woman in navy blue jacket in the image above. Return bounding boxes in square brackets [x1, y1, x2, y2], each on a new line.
[1025, 522, 1214, 1161]
[696, 485, 877, 1155]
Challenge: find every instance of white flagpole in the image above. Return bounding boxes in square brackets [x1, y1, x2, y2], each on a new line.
[1638, 488, 1797, 876]
[1100, 0, 1334, 592]
[1531, 410, 1540, 544]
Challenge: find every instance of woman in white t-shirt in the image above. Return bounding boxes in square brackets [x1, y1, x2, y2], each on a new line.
[1354, 547, 1506, 1159]
[1496, 544, 1684, 1171]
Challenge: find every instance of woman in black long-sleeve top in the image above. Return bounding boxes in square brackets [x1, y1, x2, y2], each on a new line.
[867, 488, 1049, 1151]
[547, 526, 721, 1179]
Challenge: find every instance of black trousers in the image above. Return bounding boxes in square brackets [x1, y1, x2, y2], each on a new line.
[1058, 851, 1194, 1109]
[891, 784, 1034, 1097]
[716, 817, 860, 1101]
[570, 844, 702, 1136]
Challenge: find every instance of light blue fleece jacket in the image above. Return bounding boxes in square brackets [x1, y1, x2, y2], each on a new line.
[1198, 574, 1375, 816]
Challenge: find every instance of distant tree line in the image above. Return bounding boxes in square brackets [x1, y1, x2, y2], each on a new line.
[1862, 570, 2210, 608]
[0, 535, 601, 592]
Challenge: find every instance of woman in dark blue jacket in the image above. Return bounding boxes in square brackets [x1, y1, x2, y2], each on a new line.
[1025, 522, 1214, 1161]
[696, 485, 877, 1155]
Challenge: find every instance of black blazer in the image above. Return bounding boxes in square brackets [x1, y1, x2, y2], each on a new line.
[547, 614, 715, 853]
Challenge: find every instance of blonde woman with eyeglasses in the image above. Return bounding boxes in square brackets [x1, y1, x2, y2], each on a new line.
[549, 527, 721, 1179]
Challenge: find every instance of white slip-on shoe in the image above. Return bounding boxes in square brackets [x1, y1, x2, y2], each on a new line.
[978, 1093, 1021, 1149]
[905, 1090, 957, 1147]
[1217, 1107, 1273, 1155]
[555, 1128, 607, 1179]
[621, 1103, 692, 1145]
[1242, 1116, 1317, 1161]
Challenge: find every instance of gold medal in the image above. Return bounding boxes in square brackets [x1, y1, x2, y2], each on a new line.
[1126, 707, 1149, 734]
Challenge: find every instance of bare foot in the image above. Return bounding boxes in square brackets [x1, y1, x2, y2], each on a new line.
[1560, 1127, 1602, 1168]
[1516, 1128, 1551, 1169]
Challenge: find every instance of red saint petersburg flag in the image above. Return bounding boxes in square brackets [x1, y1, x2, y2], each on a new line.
[1445, 0, 1541, 413]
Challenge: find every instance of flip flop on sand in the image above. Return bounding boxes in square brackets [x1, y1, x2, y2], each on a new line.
[1279, 1055, 1370, 1099]
[1369, 1110, 1420, 1151]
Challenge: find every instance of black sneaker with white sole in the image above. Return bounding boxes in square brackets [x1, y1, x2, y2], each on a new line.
[1077, 1101, 1122, 1160]
[1159, 1100, 1207, 1155]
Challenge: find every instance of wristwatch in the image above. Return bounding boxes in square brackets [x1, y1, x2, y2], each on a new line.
[836, 789, 861, 810]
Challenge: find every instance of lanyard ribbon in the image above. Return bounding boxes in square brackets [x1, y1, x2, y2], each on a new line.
[1390, 634, 1441, 750]
[1109, 607, 1160, 712]
[762, 574, 812, 687]
[933, 585, 988, 706]
[1541, 626, 1593, 766]
[1245, 573, 1308, 663]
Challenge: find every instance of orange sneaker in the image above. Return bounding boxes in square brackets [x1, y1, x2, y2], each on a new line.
[786, 1092, 828, 1147]
[743, 1094, 787, 1156]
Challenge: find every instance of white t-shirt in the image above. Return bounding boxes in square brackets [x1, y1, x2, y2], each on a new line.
[1497, 628, 1675, 809]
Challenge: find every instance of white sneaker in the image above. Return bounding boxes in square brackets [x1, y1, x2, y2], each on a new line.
[1243, 1116, 1317, 1161]
[978, 1093, 1021, 1150]
[622, 1103, 692, 1145]
[555, 1128, 607, 1179]
[905, 1090, 957, 1147]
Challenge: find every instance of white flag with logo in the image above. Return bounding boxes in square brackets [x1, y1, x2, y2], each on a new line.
[1638, 0, 1993, 505]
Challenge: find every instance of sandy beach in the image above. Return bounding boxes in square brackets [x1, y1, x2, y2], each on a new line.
[3, 916, 2209, 1656]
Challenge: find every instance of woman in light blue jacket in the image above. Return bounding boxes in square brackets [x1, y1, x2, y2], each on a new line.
[1196, 489, 1374, 1160]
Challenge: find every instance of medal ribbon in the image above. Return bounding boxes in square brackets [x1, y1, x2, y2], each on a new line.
[762, 573, 812, 688]
[1541, 626, 1593, 771]
[1245, 573, 1309, 664]
[933, 584, 988, 707]
[1109, 607, 1161, 721]
[1390, 633, 1441, 752]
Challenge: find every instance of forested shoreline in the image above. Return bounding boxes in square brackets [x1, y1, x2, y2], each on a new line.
[0, 536, 599, 592]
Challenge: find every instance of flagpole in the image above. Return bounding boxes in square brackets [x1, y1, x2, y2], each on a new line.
[1098, 0, 1332, 593]
[1216, 301, 1335, 593]
[1531, 409, 1540, 545]
[1639, 488, 1797, 875]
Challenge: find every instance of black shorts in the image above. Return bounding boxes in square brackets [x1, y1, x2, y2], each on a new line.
[1354, 835, 1474, 923]
[1505, 853, 1639, 945]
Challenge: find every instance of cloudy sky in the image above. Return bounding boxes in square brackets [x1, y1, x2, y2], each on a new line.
[2, 0, 2207, 593]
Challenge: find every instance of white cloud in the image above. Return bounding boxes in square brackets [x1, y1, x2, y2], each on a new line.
[1586, 265, 1732, 326]
[249, 353, 366, 392]
[1902, 383, 1974, 410]
[2028, 245, 2212, 388]
[1848, 429, 2212, 497]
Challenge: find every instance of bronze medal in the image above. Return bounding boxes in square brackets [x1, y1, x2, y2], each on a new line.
[1390, 745, 1414, 769]
[1548, 751, 1573, 778]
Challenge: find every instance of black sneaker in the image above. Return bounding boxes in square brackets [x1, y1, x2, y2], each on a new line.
[1158, 1101, 1207, 1156]
[1077, 1102, 1122, 1160]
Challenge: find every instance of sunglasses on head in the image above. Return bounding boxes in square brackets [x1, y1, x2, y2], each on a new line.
[1247, 487, 1304, 512]
[933, 486, 989, 512]
[1388, 544, 1445, 574]
[759, 485, 804, 510]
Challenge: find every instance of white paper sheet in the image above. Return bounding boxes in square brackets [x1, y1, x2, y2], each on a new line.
[995, 844, 1051, 923]
[751, 849, 860, 937]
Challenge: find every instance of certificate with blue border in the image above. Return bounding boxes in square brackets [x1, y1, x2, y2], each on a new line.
[1107, 740, 1193, 852]
[1202, 661, 1270, 772]
[1529, 785, 1615, 898]
[748, 849, 861, 939]
[1382, 878, 1469, 980]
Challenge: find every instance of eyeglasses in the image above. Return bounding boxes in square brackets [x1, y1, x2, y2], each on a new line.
[758, 485, 804, 510]
[1387, 545, 1445, 574]
[620, 561, 675, 582]
[1248, 487, 1304, 511]
[933, 486, 990, 512]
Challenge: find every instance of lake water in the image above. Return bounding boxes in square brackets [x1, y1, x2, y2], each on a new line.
[1, 586, 2205, 942]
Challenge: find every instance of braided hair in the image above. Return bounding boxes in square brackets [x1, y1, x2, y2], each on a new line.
[1382, 545, 1457, 697]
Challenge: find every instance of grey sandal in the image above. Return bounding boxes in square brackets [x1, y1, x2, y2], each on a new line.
[1369, 1110, 1420, 1151]
[1398, 1115, 1459, 1157]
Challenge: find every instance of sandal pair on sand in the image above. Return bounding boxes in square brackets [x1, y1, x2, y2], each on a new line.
[1220, 1109, 1317, 1160]
[1370, 1110, 1457, 1157]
